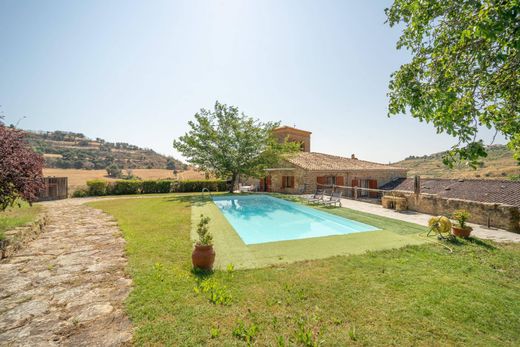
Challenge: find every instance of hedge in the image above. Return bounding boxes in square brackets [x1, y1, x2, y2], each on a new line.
[108, 180, 142, 195]
[142, 180, 172, 194]
[80, 179, 227, 197]
[174, 180, 227, 193]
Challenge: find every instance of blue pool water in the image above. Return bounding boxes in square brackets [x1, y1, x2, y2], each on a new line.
[212, 195, 378, 244]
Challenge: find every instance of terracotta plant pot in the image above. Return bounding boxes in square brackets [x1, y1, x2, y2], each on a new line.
[452, 226, 473, 238]
[192, 244, 215, 270]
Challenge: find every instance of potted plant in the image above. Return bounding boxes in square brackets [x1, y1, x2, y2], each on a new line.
[451, 209, 472, 238]
[192, 214, 215, 270]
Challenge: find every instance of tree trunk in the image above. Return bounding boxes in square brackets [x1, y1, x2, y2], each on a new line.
[229, 173, 238, 193]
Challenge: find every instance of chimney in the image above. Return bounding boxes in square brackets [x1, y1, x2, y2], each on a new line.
[351, 154, 357, 160]
[414, 175, 421, 196]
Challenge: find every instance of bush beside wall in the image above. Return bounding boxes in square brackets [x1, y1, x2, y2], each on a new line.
[80, 179, 226, 197]
[86, 179, 109, 196]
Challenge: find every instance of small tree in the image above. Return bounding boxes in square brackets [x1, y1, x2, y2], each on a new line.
[173, 101, 299, 192]
[0, 124, 45, 210]
[166, 158, 177, 171]
[196, 214, 212, 246]
[106, 163, 122, 178]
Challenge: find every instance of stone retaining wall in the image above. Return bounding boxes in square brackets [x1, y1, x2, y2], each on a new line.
[404, 193, 520, 233]
[0, 212, 49, 259]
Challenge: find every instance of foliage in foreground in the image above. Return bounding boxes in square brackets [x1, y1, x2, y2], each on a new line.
[90, 197, 520, 346]
[386, 0, 520, 166]
[0, 123, 44, 210]
[173, 101, 300, 192]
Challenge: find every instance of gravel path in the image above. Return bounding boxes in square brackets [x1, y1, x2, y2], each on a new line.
[0, 199, 132, 346]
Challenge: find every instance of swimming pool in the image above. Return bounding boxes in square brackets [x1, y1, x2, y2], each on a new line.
[212, 195, 379, 244]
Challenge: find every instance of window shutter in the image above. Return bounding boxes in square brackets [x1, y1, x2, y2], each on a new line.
[336, 176, 344, 186]
[290, 176, 295, 188]
[368, 179, 378, 198]
[282, 176, 286, 188]
[351, 179, 358, 187]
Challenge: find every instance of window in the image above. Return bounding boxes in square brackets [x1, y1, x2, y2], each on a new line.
[326, 176, 336, 185]
[282, 176, 295, 188]
[358, 179, 378, 197]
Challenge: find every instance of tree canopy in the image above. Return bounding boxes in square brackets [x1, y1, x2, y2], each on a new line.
[386, 0, 519, 167]
[0, 123, 45, 210]
[173, 101, 299, 192]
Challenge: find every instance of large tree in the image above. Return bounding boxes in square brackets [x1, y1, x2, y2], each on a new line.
[173, 101, 299, 192]
[0, 123, 45, 210]
[386, 0, 519, 167]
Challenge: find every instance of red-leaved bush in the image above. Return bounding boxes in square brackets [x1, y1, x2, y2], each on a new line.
[0, 125, 44, 210]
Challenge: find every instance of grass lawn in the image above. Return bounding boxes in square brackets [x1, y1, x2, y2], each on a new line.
[0, 202, 42, 239]
[89, 195, 520, 346]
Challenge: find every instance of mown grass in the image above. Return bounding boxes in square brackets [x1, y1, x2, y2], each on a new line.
[0, 202, 42, 239]
[89, 196, 520, 346]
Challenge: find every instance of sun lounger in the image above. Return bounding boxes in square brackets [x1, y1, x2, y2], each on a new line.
[305, 189, 325, 203]
[320, 191, 342, 207]
[239, 185, 255, 192]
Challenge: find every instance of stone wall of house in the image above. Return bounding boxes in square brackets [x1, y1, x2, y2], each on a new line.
[404, 193, 520, 233]
[272, 129, 311, 152]
[267, 165, 407, 194]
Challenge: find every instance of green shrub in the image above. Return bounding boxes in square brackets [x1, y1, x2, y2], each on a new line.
[142, 180, 172, 194]
[106, 163, 122, 178]
[72, 187, 89, 198]
[175, 180, 226, 192]
[86, 179, 109, 196]
[81, 179, 226, 196]
[108, 180, 142, 195]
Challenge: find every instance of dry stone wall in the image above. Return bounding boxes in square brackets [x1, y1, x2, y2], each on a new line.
[405, 193, 520, 233]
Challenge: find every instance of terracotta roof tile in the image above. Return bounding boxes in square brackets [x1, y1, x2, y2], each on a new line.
[282, 152, 407, 171]
[380, 178, 520, 207]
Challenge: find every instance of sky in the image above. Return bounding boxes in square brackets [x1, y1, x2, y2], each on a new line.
[0, 0, 505, 163]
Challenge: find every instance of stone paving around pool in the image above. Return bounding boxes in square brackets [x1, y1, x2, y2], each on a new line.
[0, 199, 132, 346]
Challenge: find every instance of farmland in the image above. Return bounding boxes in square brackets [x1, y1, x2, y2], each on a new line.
[43, 168, 206, 190]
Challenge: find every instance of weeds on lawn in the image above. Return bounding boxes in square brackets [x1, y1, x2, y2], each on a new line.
[348, 325, 357, 341]
[232, 319, 259, 345]
[194, 278, 232, 305]
[152, 262, 165, 281]
[209, 326, 220, 338]
[295, 316, 322, 346]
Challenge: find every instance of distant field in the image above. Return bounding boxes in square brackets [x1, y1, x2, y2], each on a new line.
[43, 168, 207, 190]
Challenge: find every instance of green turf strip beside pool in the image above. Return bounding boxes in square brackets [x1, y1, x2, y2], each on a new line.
[192, 198, 428, 269]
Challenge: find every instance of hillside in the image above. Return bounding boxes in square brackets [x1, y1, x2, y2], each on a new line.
[394, 145, 519, 180]
[24, 130, 186, 170]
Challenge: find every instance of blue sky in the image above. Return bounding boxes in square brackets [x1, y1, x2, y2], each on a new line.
[0, 0, 504, 163]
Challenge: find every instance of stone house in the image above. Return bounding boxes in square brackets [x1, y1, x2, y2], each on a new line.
[260, 126, 407, 194]
[272, 126, 311, 152]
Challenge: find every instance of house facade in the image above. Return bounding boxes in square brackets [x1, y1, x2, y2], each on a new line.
[261, 126, 407, 194]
